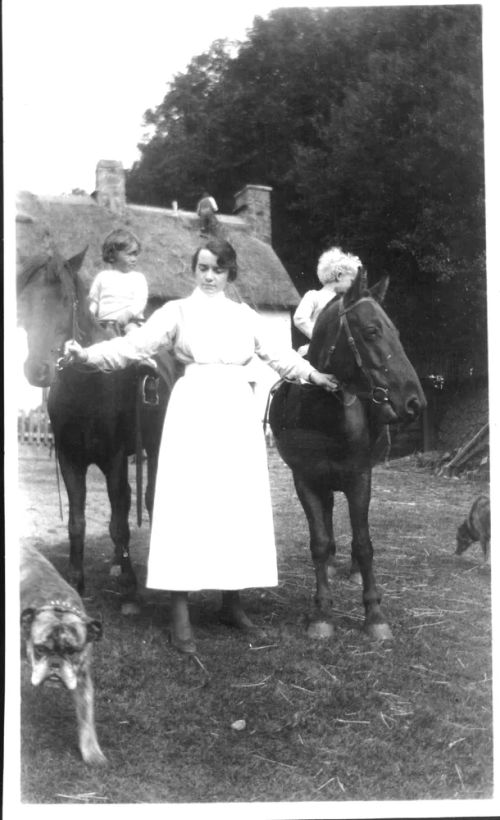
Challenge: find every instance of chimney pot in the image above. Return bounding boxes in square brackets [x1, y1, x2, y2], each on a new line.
[233, 184, 272, 244]
[95, 160, 126, 216]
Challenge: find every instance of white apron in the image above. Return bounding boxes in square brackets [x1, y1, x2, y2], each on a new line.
[146, 363, 278, 591]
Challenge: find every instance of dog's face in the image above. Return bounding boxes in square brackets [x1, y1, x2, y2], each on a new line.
[21, 607, 102, 690]
[456, 521, 473, 555]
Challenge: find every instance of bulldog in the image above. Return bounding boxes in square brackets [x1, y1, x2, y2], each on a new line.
[20, 543, 107, 765]
[456, 494, 491, 563]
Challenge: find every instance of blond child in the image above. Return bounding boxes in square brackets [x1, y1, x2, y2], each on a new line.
[294, 247, 362, 355]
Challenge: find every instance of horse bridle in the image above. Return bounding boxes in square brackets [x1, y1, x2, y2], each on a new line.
[55, 275, 82, 371]
[325, 296, 391, 406]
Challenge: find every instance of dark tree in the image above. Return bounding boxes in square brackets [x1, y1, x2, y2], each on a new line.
[126, 5, 486, 376]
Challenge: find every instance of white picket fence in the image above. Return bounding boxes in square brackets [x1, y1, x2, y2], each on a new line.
[18, 408, 53, 450]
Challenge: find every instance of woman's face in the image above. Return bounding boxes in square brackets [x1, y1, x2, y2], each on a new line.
[194, 249, 229, 296]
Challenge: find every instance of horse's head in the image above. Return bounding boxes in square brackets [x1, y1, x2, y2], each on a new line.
[308, 268, 426, 424]
[17, 247, 87, 386]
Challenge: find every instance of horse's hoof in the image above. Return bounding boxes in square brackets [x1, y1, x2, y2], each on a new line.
[307, 620, 334, 640]
[121, 601, 141, 616]
[168, 630, 197, 655]
[110, 564, 121, 578]
[348, 571, 363, 586]
[364, 621, 393, 641]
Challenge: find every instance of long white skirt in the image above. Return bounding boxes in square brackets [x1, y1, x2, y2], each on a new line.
[146, 364, 278, 591]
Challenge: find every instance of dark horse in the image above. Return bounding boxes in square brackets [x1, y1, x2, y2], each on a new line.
[269, 270, 426, 640]
[17, 249, 177, 610]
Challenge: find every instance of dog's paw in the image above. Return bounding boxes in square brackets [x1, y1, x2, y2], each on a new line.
[81, 741, 108, 767]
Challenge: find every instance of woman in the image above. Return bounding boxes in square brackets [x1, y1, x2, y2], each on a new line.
[64, 238, 338, 655]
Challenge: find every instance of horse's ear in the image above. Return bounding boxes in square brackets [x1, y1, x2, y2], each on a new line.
[359, 265, 368, 290]
[66, 246, 88, 278]
[369, 276, 390, 304]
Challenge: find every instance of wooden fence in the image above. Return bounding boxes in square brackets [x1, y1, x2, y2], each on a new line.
[18, 408, 53, 451]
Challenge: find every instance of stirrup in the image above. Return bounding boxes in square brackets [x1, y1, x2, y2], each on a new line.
[141, 375, 159, 406]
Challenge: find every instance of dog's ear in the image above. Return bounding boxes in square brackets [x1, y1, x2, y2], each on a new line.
[86, 619, 103, 642]
[21, 608, 36, 639]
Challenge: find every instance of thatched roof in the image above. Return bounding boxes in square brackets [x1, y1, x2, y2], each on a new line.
[16, 192, 300, 309]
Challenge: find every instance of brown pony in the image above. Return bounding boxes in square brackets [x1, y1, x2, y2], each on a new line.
[269, 270, 426, 640]
[17, 249, 178, 610]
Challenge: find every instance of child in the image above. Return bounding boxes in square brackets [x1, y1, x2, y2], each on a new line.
[293, 247, 362, 355]
[89, 228, 158, 403]
[89, 229, 148, 335]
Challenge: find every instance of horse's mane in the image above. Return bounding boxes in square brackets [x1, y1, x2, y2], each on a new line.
[17, 253, 53, 294]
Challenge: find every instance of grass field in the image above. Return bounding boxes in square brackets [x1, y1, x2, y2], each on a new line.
[16, 445, 493, 807]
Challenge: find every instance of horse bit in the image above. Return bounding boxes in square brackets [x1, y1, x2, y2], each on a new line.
[326, 297, 391, 407]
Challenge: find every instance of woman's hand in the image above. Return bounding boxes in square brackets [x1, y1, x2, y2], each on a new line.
[63, 339, 89, 364]
[309, 370, 339, 393]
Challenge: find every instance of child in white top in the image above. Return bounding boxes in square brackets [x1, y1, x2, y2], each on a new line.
[89, 228, 158, 402]
[294, 247, 362, 355]
[89, 229, 148, 334]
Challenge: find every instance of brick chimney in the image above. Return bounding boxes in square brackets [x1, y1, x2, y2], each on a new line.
[95, 160, 126, 216]
[233, 184, 272, 244]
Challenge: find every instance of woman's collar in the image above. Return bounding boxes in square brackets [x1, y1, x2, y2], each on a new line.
[191, 287, 227, 302]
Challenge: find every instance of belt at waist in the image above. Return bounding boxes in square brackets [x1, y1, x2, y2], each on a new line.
[184, 363, 254, 382]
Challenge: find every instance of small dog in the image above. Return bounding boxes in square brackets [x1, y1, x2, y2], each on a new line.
[20, 543, 107, 765]
[456, 495, 491, 562]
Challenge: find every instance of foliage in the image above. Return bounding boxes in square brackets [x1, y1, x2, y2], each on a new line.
[126, 6, 486, 376]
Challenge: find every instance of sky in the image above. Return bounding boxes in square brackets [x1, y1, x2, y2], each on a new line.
[6, 0, 282, 409]
[5, 0, 499, 195]
[5, 0, 283, 195]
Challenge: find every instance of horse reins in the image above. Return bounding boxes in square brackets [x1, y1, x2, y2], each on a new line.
[262, 295, 391, 432]
[53, 277, 81, 519]
[55, 293, 81, 371]
[326, 297, 391, 407]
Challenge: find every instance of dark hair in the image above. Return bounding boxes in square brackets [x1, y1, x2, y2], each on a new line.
[191, 238, 238, 282]
[102, 229, 142, 263]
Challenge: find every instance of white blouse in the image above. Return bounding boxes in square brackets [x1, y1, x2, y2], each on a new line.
[85, 288, 316, 382]
[293, 286, 337, 339]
